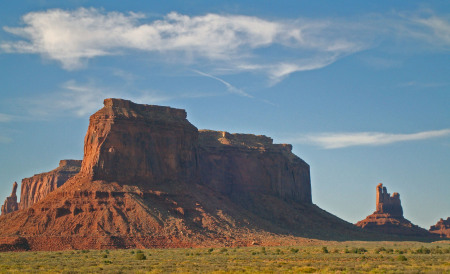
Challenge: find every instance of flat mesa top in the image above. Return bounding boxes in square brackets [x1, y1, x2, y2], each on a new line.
[93, 98, 188, 121]
[199, 129, 293, 152]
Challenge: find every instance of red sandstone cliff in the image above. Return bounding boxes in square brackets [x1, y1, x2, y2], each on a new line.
[81, 99, 198, 185]
[198, 130, 311, 204]
[1, 182, 19, 215]
[356, 183, 434, 237]
[19, 160, 81, 210]
[0, 98, 370, 251]
[429, 217, 450, 238]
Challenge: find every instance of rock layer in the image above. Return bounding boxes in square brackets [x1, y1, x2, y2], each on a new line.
[0, 99, 374, 251]
[429, 217, 450, 238]
[356, 184, 434, 237]
[19, 160, 81, 210]
[1, 182, 19, 215]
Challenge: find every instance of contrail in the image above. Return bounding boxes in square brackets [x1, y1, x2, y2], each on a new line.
[192, 69, 253, 98]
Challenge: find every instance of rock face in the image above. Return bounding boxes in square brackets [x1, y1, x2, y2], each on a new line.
[19, 160, 81, 210]
[0, 98, 372, 251]
[356, 183, 434, 237]
[1, 182, 19, 215]
[198, 130, 311, 204]
[429, 218, 450, 238]
[81, 99, 198, 185]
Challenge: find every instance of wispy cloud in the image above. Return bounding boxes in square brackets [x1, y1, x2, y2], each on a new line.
[398, 11, 450, 49]
[0, 113, 13, 122]
[285, 129, 450, 149]
[2, 8, 449, 84]
[192, 69, 252, 97]
[0, 126, 12, 143]
[0, 135, 12, 143]
[1, 8, 367, 83]
[398, 81, 448, 89]
[23, 80, 221, 118]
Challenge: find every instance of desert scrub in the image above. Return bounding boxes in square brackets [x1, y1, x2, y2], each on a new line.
[0, 242, 448, 272]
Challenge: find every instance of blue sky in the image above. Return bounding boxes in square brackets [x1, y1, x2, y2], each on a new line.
[0, 1, 449, 229]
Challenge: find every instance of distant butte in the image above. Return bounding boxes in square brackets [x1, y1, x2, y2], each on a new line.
[429, 217, 450, 238]
[1, 160, 81, 216]
[356, 183, 436, 238]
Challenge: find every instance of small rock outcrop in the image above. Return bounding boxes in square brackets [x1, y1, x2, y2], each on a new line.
[429, 217, 450, 238]
[356, 183, 434, 237]
[1, 182, 19, 215]
[19, 160, 81, 210]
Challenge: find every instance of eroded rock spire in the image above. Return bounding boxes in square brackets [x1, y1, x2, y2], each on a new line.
[1, 182, 19, 215]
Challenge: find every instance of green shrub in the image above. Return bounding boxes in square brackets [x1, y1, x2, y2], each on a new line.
[415, 247, 431, 254]
[322, 247, 329, 253]
[375, 247, 386, 254]
[298, 266, 317, 273]
[135, 253, 146, 260]
[396, 255, 407, 261]
[102, 254, 108, 258]
[351, 247, 367, 254]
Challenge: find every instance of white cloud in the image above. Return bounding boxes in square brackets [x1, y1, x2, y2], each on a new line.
[2, 8, 449, 83]
[286, 129, 450, 149]
[1, 8, 366, 81]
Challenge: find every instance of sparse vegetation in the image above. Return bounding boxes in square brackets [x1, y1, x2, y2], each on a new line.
[0, 242, 448, 272]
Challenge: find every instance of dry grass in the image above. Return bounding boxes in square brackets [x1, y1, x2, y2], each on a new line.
[0, 241, 449, 272]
